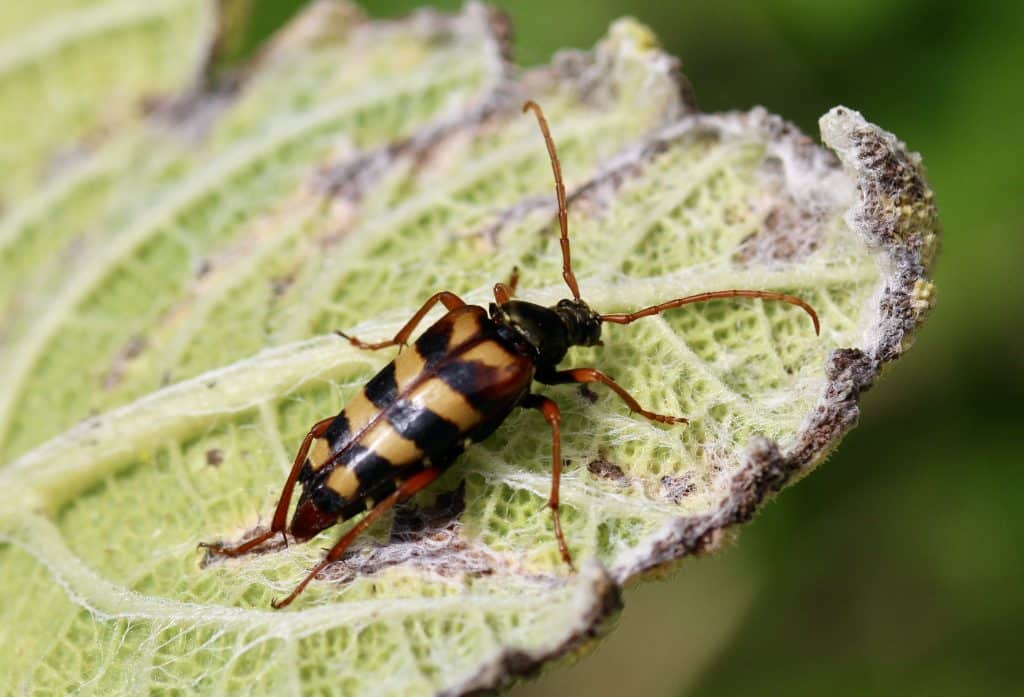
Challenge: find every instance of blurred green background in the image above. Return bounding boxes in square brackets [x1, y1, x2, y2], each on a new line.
[245, 1, 1023, 694]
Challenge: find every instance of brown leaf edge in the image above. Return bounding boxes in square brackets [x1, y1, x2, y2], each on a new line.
[442, 562, 623, 697]
[610, 105, 940, 583]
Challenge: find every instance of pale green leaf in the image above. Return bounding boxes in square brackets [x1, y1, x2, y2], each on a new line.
[0, 2, 938, 695]
[0, 0, 215, 205]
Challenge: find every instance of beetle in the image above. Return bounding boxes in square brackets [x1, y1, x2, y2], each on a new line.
[201, 101, 820, 608]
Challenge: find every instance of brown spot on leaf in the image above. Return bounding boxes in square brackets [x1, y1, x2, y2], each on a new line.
[733, 203, 822, 266]
[660, 473, 696, 503]
[269, 272, 296, 297]
[205, 449, 224, 466]
[587, 459, 626, 484]
[391, 481, 466, 540]
[101, 335, 148, 390]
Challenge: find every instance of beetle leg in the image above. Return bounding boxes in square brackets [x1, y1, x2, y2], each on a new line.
[521, 394, 575, 571]
[271, 467, 442, 608]
[337, 291, 466, 350]
[201, 416, 334, 557]
[493, 283, 513, 304]
[493, 266, 522, 305]
[537, 367, 688, 425]
[506, 266, 520, 295]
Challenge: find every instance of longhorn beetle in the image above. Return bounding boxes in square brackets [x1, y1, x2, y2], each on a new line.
[201, 101, 820, 608]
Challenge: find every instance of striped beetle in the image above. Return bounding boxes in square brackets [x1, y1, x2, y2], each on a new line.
[202, 102, 820, 608]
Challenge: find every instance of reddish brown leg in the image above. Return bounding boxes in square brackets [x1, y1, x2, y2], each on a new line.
[270, 467, 442, 609]
[537, 368, 688, 425]
[506, 266, 520, 295]
[522, 394, 575, 571]
[200, 416, 334, 557]
[493, 267, 521, 305]
[337, 291, 466, 350]
[493, 283, 513, 305]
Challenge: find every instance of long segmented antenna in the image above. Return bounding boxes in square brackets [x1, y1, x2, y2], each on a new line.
[602, 289, 821, 336]
[523, 100, 581, 302]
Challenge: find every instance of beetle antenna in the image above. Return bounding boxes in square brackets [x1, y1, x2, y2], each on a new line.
[601, 289, 821, 336]
[523, 100, 581, 302]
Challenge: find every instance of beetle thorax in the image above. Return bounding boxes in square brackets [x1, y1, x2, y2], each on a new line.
[490, 298, 602, 368]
